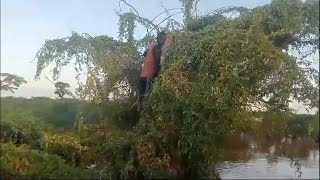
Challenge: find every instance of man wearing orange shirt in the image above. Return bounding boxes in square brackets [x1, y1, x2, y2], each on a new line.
[139, 31, 167, 105]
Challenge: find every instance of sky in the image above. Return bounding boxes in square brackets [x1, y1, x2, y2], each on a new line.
[0, 0, 317, 114]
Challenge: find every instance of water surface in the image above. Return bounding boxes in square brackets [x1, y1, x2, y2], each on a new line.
[217, 148, 319, 179]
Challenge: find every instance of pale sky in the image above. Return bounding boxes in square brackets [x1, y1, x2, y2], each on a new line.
[1, 0, 317, 113]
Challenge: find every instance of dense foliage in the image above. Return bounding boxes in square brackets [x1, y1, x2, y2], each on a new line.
[0, 97, 318, 179]
[0, 143, 94, 179]
[1, 0, 319, 179]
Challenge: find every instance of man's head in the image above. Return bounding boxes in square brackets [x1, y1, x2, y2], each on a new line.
[156, 31, 167, 45]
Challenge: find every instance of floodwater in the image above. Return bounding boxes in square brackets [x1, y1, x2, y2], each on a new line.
[217, 143, 319, 179]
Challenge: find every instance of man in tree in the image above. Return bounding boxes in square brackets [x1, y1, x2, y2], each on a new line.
[138, 31, 167, 105]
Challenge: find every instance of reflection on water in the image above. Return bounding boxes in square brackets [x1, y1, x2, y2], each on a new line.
[217, 140, 319, 179]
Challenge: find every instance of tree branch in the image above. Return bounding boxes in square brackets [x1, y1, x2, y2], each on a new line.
[119, 0, 150, 36]
[151, 7, 183, 22]
[150, 11, 183, 32]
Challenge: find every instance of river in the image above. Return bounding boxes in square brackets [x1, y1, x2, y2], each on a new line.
[217, 143, 319, 179]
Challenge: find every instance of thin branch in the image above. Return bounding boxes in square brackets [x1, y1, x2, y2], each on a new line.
[151, 8, 183, 22]
[119, 1, 183, 37]
[118, 0, 123, 13]
[150, 11, 184, 33]
[120, 0, 141, 19]
[120, 0, 150, 36]
[204, 6, 248, 17]
[82, 33, 93, 39]
[44, 74, 55, 85]
[193, 0, 200, 18]
[161, 3, 172, 17]
[160, 3, 177, 30]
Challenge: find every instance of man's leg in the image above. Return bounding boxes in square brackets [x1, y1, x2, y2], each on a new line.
[139, 77, 147, 105]
[146, 79, 152, 94]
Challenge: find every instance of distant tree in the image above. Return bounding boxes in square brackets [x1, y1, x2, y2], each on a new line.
[0, 73, 27, 93]
[54, 82, 72, 99]
[44, 75, 75, 99]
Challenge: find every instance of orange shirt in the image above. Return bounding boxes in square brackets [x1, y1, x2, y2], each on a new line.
[140, 42, 157, 80]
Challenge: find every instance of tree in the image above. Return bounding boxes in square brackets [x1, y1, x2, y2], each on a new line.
[33, 0, 319, 179]
[43, 75, 75, 99]
[0, 73, 27, 93]
[54, 82, 72, 99]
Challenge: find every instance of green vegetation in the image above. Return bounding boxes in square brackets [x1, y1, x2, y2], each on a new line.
[0, 143, 94, 179]
[1, 0, 319, 179]
[0, 97, 318, 178]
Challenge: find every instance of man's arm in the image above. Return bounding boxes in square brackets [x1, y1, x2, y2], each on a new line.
[152, 45, 162, 77]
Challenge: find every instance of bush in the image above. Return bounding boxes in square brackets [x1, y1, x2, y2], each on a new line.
[0, 143, 94, 179]
[43, 130, 87, 166]
[0, 109, 45, 147]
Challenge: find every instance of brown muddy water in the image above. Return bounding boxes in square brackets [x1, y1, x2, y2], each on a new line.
[217, 139, 319, 179]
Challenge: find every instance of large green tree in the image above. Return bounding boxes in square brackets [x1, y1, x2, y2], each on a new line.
[33, 0, 319, 179]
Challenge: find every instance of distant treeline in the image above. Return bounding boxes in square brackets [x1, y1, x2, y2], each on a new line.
[1, 97, 318, 141]
[0, 97, 103, 129]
